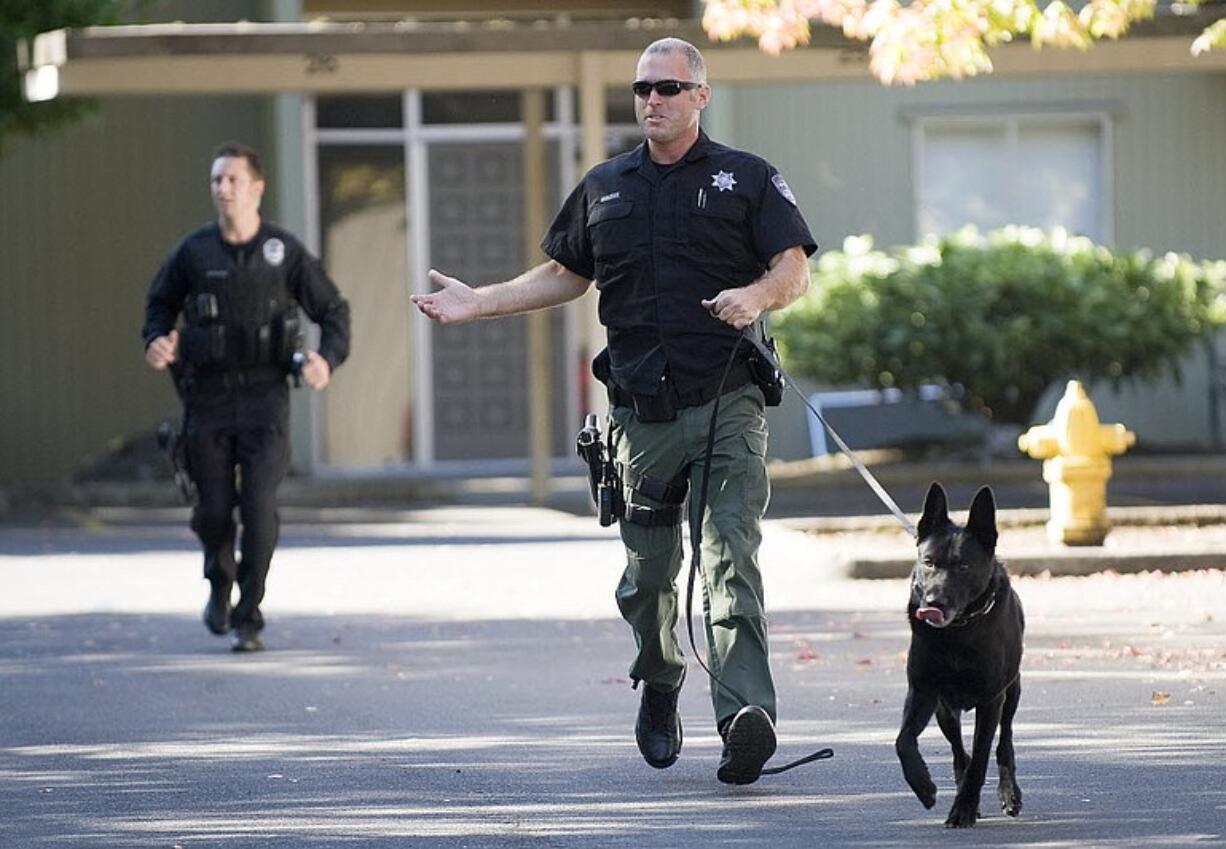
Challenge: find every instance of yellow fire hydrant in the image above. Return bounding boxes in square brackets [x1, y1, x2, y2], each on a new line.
[1017, 380, 1136, 546]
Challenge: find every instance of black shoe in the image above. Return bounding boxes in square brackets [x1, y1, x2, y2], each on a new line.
[717, 705, 777, 785]
[203, 582, 232, 636]
[230, 626, 264, 653]
[635, 683, 683, 769]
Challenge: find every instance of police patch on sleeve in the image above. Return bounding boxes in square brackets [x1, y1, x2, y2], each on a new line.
[262, 238, 285, 267]
[771, 173, 797, 206]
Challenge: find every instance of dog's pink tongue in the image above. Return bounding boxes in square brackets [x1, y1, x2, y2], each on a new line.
[915, 606, 946, 625]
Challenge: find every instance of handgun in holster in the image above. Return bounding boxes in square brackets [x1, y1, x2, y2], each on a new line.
[575, 413, 622, 527]
[157, 419, 197, 505]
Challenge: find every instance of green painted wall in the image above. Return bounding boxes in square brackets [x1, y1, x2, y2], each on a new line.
[0, 95, 273, 487]
[720, 72, 1226, 259]
[717, 71, 1226, 449]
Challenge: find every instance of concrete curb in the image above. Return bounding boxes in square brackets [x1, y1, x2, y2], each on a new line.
[844, 550, 1226, 580]
[768, 452, 1226, 490]
[782, 503, 1226, 534]
[778, 504, 1226, 581]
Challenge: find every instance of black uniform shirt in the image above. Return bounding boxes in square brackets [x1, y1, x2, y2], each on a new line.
[142, 221, 351, 372]
[542, 129, 817, 396]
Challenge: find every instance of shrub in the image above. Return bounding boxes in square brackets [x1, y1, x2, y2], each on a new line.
[774, 227, 1226, 425]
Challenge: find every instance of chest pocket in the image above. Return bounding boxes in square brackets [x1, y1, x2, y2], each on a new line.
[587, 200, 638, 259]
[690, 195, 748, 228]
[685, 195, 758, 282]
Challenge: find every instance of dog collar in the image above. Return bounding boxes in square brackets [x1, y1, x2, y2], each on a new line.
[949, 584, 998, 628]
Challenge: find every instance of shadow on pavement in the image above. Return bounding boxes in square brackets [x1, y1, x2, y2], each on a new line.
[2, 609, 1222, 847]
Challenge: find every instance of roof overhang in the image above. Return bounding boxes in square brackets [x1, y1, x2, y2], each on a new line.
[19, 12, 1226, 100]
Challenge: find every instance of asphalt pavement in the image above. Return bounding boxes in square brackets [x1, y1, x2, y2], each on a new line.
[2, 501, 1225, 847]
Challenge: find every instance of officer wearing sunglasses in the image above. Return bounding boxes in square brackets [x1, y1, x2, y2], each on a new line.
[412, 37, 815, 785]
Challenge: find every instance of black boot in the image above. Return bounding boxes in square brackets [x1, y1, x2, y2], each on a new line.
[230, 624, 264, 653]
[635, 683, 683, 768]
[716, 705, 776, 785]
[203, 581, 232, 636]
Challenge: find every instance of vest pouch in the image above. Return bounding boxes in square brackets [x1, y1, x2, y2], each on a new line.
[273, 310, 302, 369]
[254, 324, 272, 366]
[179, 325, 226, 365]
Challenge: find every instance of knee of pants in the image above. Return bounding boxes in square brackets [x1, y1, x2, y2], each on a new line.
[702, 560, 766, 626]
[619, 529, 683, 593]
[191, 503, 233, 546]
[239, 488, 280, 527]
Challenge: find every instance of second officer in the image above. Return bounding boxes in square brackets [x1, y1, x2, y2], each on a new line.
[142, 141, 351, 652]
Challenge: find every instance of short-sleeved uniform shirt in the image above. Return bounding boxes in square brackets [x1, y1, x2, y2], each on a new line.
[542, 129, 817, 397]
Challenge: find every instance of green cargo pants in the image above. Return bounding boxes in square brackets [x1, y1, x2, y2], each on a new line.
[610, 382, 777, 729]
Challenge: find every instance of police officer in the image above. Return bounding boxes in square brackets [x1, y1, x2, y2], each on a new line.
[412, 38, 814, 784]
[142, 141, 350, 653]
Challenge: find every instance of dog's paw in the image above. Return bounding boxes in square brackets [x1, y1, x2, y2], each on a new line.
[999, 781, 1022, 817]
[944, 801, 978, 828]
[915, 779, 937, 810]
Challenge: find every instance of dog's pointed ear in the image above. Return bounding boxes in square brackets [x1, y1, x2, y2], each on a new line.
[967, 485, 999, 553]
[917, 481, 949, 541]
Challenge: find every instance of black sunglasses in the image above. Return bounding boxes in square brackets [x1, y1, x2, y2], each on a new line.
[631, 79, 703, 98]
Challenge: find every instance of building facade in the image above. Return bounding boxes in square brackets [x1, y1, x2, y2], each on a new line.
[2, 1, 1223, 489]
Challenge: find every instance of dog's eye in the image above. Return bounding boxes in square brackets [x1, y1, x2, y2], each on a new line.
[921, 557, 935, 569]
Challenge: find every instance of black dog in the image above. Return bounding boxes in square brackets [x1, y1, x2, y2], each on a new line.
[895, 482, 1025, 828]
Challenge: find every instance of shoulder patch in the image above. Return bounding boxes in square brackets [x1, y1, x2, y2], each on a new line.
[771, 173, 797, 206]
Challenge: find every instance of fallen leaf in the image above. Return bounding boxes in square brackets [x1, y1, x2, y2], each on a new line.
[1151, 691, 1171, 705]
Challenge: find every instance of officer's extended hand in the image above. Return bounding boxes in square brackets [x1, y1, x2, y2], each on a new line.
[301, 351, 332, 390]
[701, 289, 764, 330]
[411, 269, 482, 324]
[145, 330, 179, 370]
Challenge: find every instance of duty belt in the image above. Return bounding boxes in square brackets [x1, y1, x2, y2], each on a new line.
[608, 362, 754, 420]
[188, 364, 286, 392]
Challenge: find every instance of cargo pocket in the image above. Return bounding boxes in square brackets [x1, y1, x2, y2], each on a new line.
[740, 417, 770, 520]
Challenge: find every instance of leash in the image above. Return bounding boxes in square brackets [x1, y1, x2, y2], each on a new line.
[740, 331, 918, 539]
[683, 330, 835, 778]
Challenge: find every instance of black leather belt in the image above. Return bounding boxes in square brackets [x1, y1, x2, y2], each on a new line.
[609, 362, 754, 420]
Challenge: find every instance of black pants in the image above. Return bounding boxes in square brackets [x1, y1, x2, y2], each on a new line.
[187, 423, 290, 632]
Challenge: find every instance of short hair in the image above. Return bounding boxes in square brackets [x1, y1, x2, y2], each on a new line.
[213, 140, 264, 181]
[641, 37, 707, 83]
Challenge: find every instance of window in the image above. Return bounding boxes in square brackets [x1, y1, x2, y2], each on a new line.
[915, 113, 1111, 242]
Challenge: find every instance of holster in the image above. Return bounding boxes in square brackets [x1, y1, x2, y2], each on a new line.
[156, 419, 197, 505]
[575, 413, 687, 527]
[576, 413, 620, 527]
[748, 328, 785, 407]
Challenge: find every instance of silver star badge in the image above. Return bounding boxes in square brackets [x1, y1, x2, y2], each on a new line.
[711, 170, 737, 192]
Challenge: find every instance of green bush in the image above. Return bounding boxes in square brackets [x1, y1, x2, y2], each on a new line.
[774, 227, 1226, 425]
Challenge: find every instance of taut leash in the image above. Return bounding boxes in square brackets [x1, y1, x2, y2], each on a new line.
[741, 331, 918, 539]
